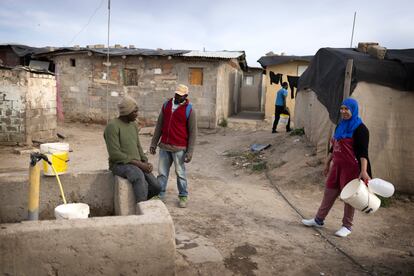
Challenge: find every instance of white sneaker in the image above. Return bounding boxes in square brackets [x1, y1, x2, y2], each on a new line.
[335, 226, 351, 237]
[301, 218, 323, 228]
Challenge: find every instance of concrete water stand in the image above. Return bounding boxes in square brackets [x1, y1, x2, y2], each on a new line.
[0, 171, 176, 275]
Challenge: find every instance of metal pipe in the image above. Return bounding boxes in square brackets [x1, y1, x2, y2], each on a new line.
[28, 161, 41, 220]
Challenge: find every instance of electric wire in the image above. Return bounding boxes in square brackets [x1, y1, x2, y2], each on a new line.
[66, 0, 105, 46]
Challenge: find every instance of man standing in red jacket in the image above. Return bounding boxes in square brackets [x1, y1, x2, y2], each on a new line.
[150, 84, 197, 208]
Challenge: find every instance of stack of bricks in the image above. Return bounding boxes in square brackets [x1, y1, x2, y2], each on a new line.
[357, 42, 387, 60]
[367, 45, 387, 60]
[357, 42, 379, 53]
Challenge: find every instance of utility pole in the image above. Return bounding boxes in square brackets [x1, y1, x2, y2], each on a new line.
[350, 12, 356, 48]
[106, 0, 111, 123]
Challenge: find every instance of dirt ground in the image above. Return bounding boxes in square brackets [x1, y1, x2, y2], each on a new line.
[1, 122, 413, 276]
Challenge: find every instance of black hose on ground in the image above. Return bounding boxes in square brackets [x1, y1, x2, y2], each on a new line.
[264, 169, 374, 276]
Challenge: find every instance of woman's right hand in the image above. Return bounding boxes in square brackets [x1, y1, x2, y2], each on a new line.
[323, 162, 330, 176]
[323, 155, 332, 176]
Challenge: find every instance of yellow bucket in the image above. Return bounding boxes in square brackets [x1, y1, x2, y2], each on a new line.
[40, 143, 70, 176]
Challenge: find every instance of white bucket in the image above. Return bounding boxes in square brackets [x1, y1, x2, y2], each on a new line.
[368, 178, 395, 198]
[40, 143, 70, 176]
[54, 203, 90, 219]
[279, 114, 289, 125]
[340, 179, 381, 214]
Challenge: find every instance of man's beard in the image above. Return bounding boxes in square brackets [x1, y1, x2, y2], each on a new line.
[174, 97, 185, 105]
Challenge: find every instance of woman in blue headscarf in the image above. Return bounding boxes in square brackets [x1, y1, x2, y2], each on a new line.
[302, 98, 371, 237]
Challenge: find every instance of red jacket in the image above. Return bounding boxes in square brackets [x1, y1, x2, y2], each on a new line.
[161, 99, 191, 147]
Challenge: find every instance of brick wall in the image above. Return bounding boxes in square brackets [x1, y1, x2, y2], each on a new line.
[53, 54, 226, 128]
[26, 72, 57, 142]
[55, 54, 94, 123]
[0, 68, 56, 145]
[0, 69, 27, 144]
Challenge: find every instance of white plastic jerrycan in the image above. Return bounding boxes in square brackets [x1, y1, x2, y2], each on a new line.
[368, 178, 395, 198]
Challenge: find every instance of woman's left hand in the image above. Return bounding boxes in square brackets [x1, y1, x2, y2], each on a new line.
[359, 171, 371, 184]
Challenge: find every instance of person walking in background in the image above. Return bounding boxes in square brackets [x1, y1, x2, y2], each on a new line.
[272, 82, 291, 133]
[104, 96, 161, 203]
[302, 98, 371, 237]
[150, 84, 197, 208]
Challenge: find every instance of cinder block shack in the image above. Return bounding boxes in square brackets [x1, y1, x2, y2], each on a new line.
[0, 66, 56, 145]
[36, 46, 248, 128]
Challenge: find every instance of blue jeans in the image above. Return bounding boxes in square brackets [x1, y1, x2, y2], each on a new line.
[157, 149, 188, 197]
[112, 164, 161, 203]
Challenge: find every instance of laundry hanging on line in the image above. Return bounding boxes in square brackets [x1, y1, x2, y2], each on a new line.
[269, 71, 283, 85]
[287, 75, 299, 99]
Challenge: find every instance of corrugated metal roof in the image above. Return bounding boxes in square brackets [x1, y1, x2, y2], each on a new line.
[31, 47, 247, 70]
[34, 47, 246, 60]
[0, 64, 54, 75]
[181, 50, 245, 59]
[34, 47, 190, 57]
[90, 47, 190, 56]
[257, 55, 313, 68]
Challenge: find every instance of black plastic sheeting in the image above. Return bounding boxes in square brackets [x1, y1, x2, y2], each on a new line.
[297, 48, 414, 123]
[6, 44, 51, 56]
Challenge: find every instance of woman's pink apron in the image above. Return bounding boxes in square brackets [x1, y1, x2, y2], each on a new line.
[326, 138, 360, 190]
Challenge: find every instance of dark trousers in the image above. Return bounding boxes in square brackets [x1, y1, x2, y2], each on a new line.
[272, 105, 291, 131]
[112, 164, 161, 202]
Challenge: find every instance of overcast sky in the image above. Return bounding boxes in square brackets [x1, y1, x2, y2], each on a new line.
[1, 0, 413, 66]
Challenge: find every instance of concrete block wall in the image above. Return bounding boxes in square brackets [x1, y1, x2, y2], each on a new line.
[0, 68, 27, 144]
[216, 60, 241, 123]
[53, 54, 227, 128]
[55, 54, 97, 123]
[122, 56, 183, 126]
[0, 68, 56, 145]
[180, 60, 219, 128]
[26, 72, 57, 142]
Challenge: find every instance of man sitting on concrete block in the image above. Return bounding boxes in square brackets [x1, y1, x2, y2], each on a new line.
[104, 96, 161, 203]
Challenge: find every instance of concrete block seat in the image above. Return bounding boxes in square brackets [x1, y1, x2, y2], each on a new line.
[114, 175, 136, 215]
